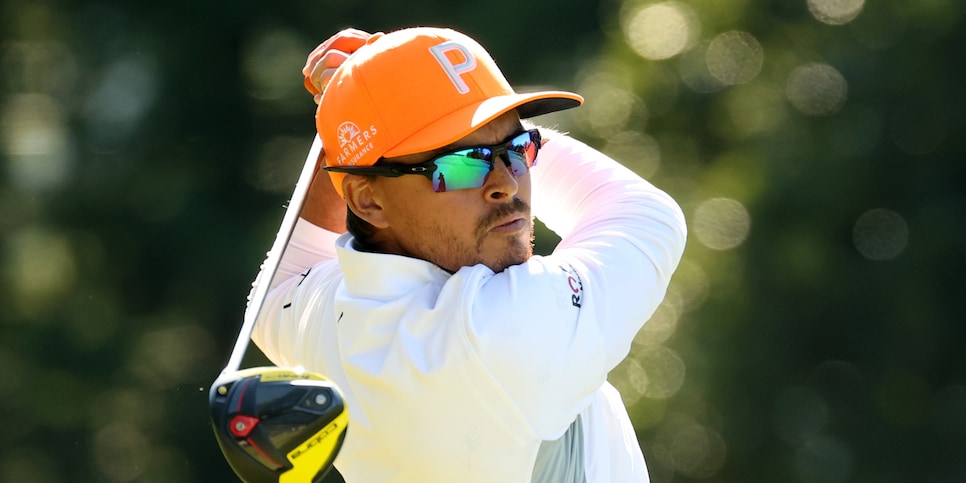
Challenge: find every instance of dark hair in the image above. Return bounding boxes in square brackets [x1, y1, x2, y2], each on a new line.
[346, 208, 380, 252]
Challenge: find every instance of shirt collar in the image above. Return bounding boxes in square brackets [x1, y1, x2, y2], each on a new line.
[335, 233, 452, 298]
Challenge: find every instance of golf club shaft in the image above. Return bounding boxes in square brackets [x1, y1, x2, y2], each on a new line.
[222, 135, 323, 374]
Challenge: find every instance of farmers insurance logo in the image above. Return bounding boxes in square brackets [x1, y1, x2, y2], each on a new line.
[335, 121, 378, 166]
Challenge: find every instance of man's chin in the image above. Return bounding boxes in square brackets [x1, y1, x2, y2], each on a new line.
[477, 225, 534, 272]
[485, 244, 533, 273]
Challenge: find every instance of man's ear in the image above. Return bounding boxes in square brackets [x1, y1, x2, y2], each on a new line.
[343, 175, 389, 229]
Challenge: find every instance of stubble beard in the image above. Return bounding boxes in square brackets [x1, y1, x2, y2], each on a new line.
[474, 198, 534, 273]
[490, 218, 535, 272]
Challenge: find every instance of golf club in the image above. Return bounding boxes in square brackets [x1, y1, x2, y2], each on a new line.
[209, 136, 348, 483]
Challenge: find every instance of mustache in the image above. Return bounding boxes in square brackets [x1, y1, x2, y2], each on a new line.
[476, 198, 531, 235]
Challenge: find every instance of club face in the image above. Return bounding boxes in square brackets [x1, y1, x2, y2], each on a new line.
[210, 367, 348, 483]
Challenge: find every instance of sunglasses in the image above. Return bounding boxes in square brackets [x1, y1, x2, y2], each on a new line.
[324, 129, 541, 193]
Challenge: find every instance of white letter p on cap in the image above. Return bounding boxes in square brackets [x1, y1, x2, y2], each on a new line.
[429, 41, 477, 94]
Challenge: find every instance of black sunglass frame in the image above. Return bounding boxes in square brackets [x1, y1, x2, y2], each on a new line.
[323, 129, 542, 182]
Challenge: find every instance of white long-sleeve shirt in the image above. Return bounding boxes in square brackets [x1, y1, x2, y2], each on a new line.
[251, 132, 687, 482]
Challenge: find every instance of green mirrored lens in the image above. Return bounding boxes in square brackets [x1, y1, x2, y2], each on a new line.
[432, 154, 491, 192]
[426, 130, 539, 192]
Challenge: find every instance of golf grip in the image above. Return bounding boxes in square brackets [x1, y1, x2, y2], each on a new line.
[221, 135, 324, 374]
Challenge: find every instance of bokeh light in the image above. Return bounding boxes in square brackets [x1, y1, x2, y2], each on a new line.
[610, 344, 686, 404]
[693, 197, 752, 250]
[652, 413, 727, 479]
[242, 25, 309, 101]
[89, 388, 164, 431]
[3, 225, 77, 316]
[637, 345, 687, 399]
[706, 31, 764, 86]
[807, 0, 865, 26]
[611, 356, 649, 407]
[667, 259, 710, 312]
[576, 71, 644, 136]
[793, 435, 854, 483]
[1, 93, 71, 191]
[602, 130, 661, 178]
[82, 54, 159, 149]
[607, 342, 687, 418]
[852, 208, 908, 261]
[0, 40, 79, 94]
[128, 323, 218, 390]
[678, 40, 725, 93]
[93, 422, 151, 482]
[786, 63, 848, 116]
[634, 298, 682, 347]
[623, 1, 700, 61]
[671, 423, 727, 478]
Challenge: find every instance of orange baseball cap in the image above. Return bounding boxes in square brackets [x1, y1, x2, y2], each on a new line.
[316, 27, 583, 197]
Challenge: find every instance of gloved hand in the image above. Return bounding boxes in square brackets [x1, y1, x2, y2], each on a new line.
[302, 28, 372, 104]
[299, 29, 371, 231]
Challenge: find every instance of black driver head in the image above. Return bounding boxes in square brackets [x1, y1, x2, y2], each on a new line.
[209, 367, 348, 483]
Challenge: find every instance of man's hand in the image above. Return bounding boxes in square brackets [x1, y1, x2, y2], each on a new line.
[299, 29, 372, 232]
[302, 28, 372, 104]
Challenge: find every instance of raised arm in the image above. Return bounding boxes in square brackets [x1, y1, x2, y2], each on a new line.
[466, 130, 687, 438]
[248, 29, 370, 294]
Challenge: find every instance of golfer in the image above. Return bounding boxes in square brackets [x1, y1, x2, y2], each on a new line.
[250, 26, 687, 482]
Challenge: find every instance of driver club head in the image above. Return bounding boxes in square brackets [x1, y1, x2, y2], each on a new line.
[209, 367, 348, 483]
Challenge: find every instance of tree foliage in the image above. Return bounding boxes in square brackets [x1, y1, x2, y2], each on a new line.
[1, 0, 963, 481]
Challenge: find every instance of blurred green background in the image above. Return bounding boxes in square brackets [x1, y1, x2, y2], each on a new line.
[2, 0, 964, 481]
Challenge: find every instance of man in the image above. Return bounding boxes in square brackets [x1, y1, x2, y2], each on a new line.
[250, 26, 687, 482]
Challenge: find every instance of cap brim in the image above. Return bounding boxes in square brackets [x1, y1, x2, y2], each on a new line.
[383, 90, 583, 158]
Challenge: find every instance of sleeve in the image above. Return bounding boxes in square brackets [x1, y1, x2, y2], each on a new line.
[246, 218, 341, 301]
[464, 131, 687, 439]
[245, 218, 340, 365]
